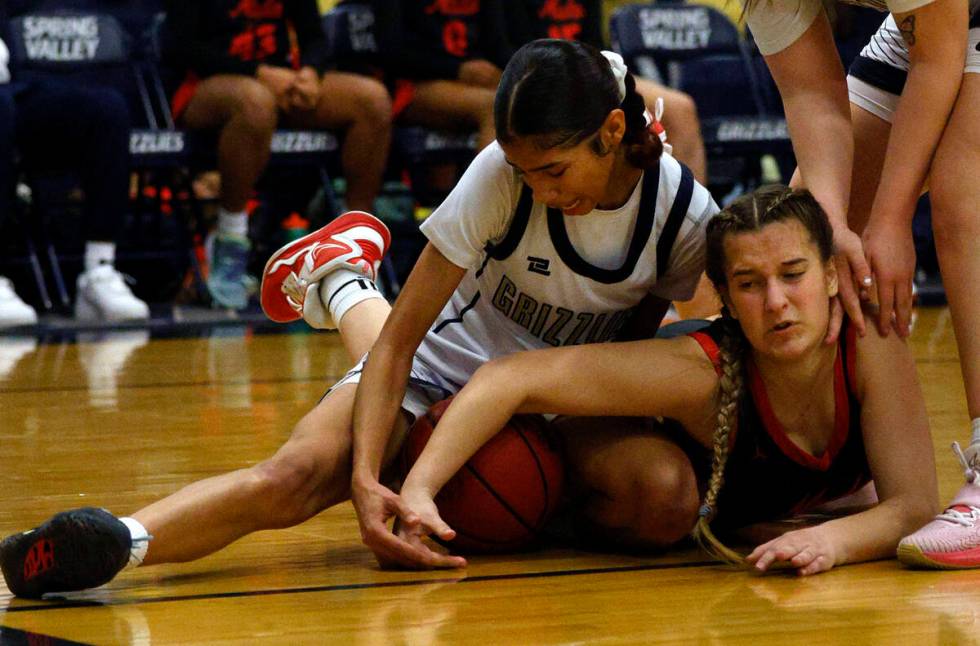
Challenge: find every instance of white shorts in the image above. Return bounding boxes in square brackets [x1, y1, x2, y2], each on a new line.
[847, 20, 980, 123]
[326, 352, 458, 422]
[324, 352, 460, 469]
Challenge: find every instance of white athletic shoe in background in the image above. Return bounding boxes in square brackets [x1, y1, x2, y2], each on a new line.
[0, 276, 38, 328]
[74, 265, 150, 322]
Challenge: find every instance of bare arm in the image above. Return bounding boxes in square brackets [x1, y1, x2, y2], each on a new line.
[401, 336, 718, 507]
[827, 320, 938, 564]
[352, 243, 465, 482]
[765, 15, 871, 339]
[766, 14, 851, 233]
[747, 323, 937, 574]
[350, 243, 467, 568]
[863, 0, 968, 336]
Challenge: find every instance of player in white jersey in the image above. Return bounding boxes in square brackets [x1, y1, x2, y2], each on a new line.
[743, 0, 980, 567]
[0, 39, 717, 598]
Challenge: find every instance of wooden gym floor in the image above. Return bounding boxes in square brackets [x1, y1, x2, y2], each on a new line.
[0, 306, 979, 644]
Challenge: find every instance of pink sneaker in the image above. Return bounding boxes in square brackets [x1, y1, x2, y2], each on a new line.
[898, 442, 980, 569]
[260, 211, 390, 324]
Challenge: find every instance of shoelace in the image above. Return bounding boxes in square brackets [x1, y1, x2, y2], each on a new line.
[936, 506, 980, 527]
[953, 441, 980, 483]
[280, 272, 308, 310]
[88, 266, 138, 292]
[933, 442, 980, 526]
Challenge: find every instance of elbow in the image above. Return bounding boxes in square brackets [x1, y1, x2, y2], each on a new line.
[470, 356, 532, 409]
[896, 489, 939, 537]
[905, 500, 935, 534]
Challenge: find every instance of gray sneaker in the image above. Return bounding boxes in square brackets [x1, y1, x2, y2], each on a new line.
[207, 234, 252, 309]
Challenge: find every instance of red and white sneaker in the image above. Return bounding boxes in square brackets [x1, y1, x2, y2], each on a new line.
[898, 441, 980, 569]
[261, 211, 390, 324]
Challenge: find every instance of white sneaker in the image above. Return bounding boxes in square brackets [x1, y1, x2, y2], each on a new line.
[74, 265, 150, 322]
[0, 276, 38, 328]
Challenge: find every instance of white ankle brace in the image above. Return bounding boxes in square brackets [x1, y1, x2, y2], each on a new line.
[310, 268, 383, 329]
[119, 517, 152, 570]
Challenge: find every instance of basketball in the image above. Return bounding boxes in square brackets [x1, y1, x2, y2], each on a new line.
[400, 397, 565, 554]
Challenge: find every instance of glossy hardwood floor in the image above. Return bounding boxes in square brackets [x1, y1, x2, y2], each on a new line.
[1, 308, 979, 645]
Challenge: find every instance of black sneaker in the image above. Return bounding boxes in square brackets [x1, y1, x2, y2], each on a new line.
[0, 507, 131, 598]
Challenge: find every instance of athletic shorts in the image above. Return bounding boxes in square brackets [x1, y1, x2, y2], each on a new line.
[847, 15, 980, 122]
[171, 72, 201, 122]
[323, 352, 459, 470]
[391, 79, 416, 120]
[326, 351, 457, 421]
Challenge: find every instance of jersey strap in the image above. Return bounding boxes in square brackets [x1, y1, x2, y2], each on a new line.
[545, 160, 662, 284]
[485, 183, 535, 262]
[655, 162, 694, 280]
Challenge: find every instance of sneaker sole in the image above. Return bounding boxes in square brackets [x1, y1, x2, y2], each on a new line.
[897, 541, 980, 570]
[260, 211, 390, 323]
[0, 508, 131, 598]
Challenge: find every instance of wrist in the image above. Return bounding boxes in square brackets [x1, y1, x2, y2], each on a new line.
[867, 208, 915, 232]
[351, 466, 380, 490]
[400, 473, 436, 499]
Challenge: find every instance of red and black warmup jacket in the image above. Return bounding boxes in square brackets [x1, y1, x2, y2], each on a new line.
[687, 318, 873, 531]
[507, 0, 604, 49]
[163, 0, 330, 78]
[368, 0, 514, 81]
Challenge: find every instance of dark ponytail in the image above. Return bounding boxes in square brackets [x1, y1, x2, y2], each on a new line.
[495, 39, 662, 168]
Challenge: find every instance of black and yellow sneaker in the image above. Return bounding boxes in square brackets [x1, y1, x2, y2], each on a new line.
[0, 507, 131, 598]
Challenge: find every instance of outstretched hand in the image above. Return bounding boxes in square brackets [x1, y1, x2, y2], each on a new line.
[395, 487, 468, 569]
[351, 477, 466, 570]
[745, 527, 839, 576]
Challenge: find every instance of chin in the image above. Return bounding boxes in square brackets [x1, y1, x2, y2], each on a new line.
[563, 200, 595, 216]
[759, 330, 817, 360]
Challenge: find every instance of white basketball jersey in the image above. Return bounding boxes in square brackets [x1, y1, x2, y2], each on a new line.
[416, 142, 718, 390]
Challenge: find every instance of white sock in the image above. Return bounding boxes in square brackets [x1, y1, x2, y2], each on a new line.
[84, 241, 115, 272]
[971, 418, 980, 446]
[217, 208, 248, 239]
[119, 517, 152, 570]
[316, 268, 383, 328]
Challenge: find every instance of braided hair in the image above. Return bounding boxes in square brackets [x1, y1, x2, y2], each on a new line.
[494, 39, 662, 170]
[693, 185, 835, 565]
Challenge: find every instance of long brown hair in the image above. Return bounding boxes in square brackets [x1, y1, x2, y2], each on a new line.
[692, 185, 835, 564]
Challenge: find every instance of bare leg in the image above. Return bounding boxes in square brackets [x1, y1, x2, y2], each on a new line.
[400, 80, 496, 150]
[133, 295, 394, 564]
[182, 76, 278, 212]
[845, 103, 892, 235]
[930, 74, 980, 419]
[558, 417, 701, 549]
[134, 384, 359, 563]
[788, 101, 892, 233]
[337, 297, 390, 363]
[287, 71, 392, 213]
[634, 78, 707, 185]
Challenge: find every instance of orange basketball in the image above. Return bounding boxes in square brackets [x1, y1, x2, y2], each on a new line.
[401, 397, 565, 554]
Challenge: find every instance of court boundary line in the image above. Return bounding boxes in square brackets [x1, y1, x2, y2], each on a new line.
[3, 559, 717, 612]
[0, 375, 331, 395]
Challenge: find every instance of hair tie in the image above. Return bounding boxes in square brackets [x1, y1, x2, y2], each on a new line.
[601, 50, 628, 102]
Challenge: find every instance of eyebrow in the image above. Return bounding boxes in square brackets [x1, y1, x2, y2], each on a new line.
[731, 258, 808, 276]
[504, 158, 560, 174]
